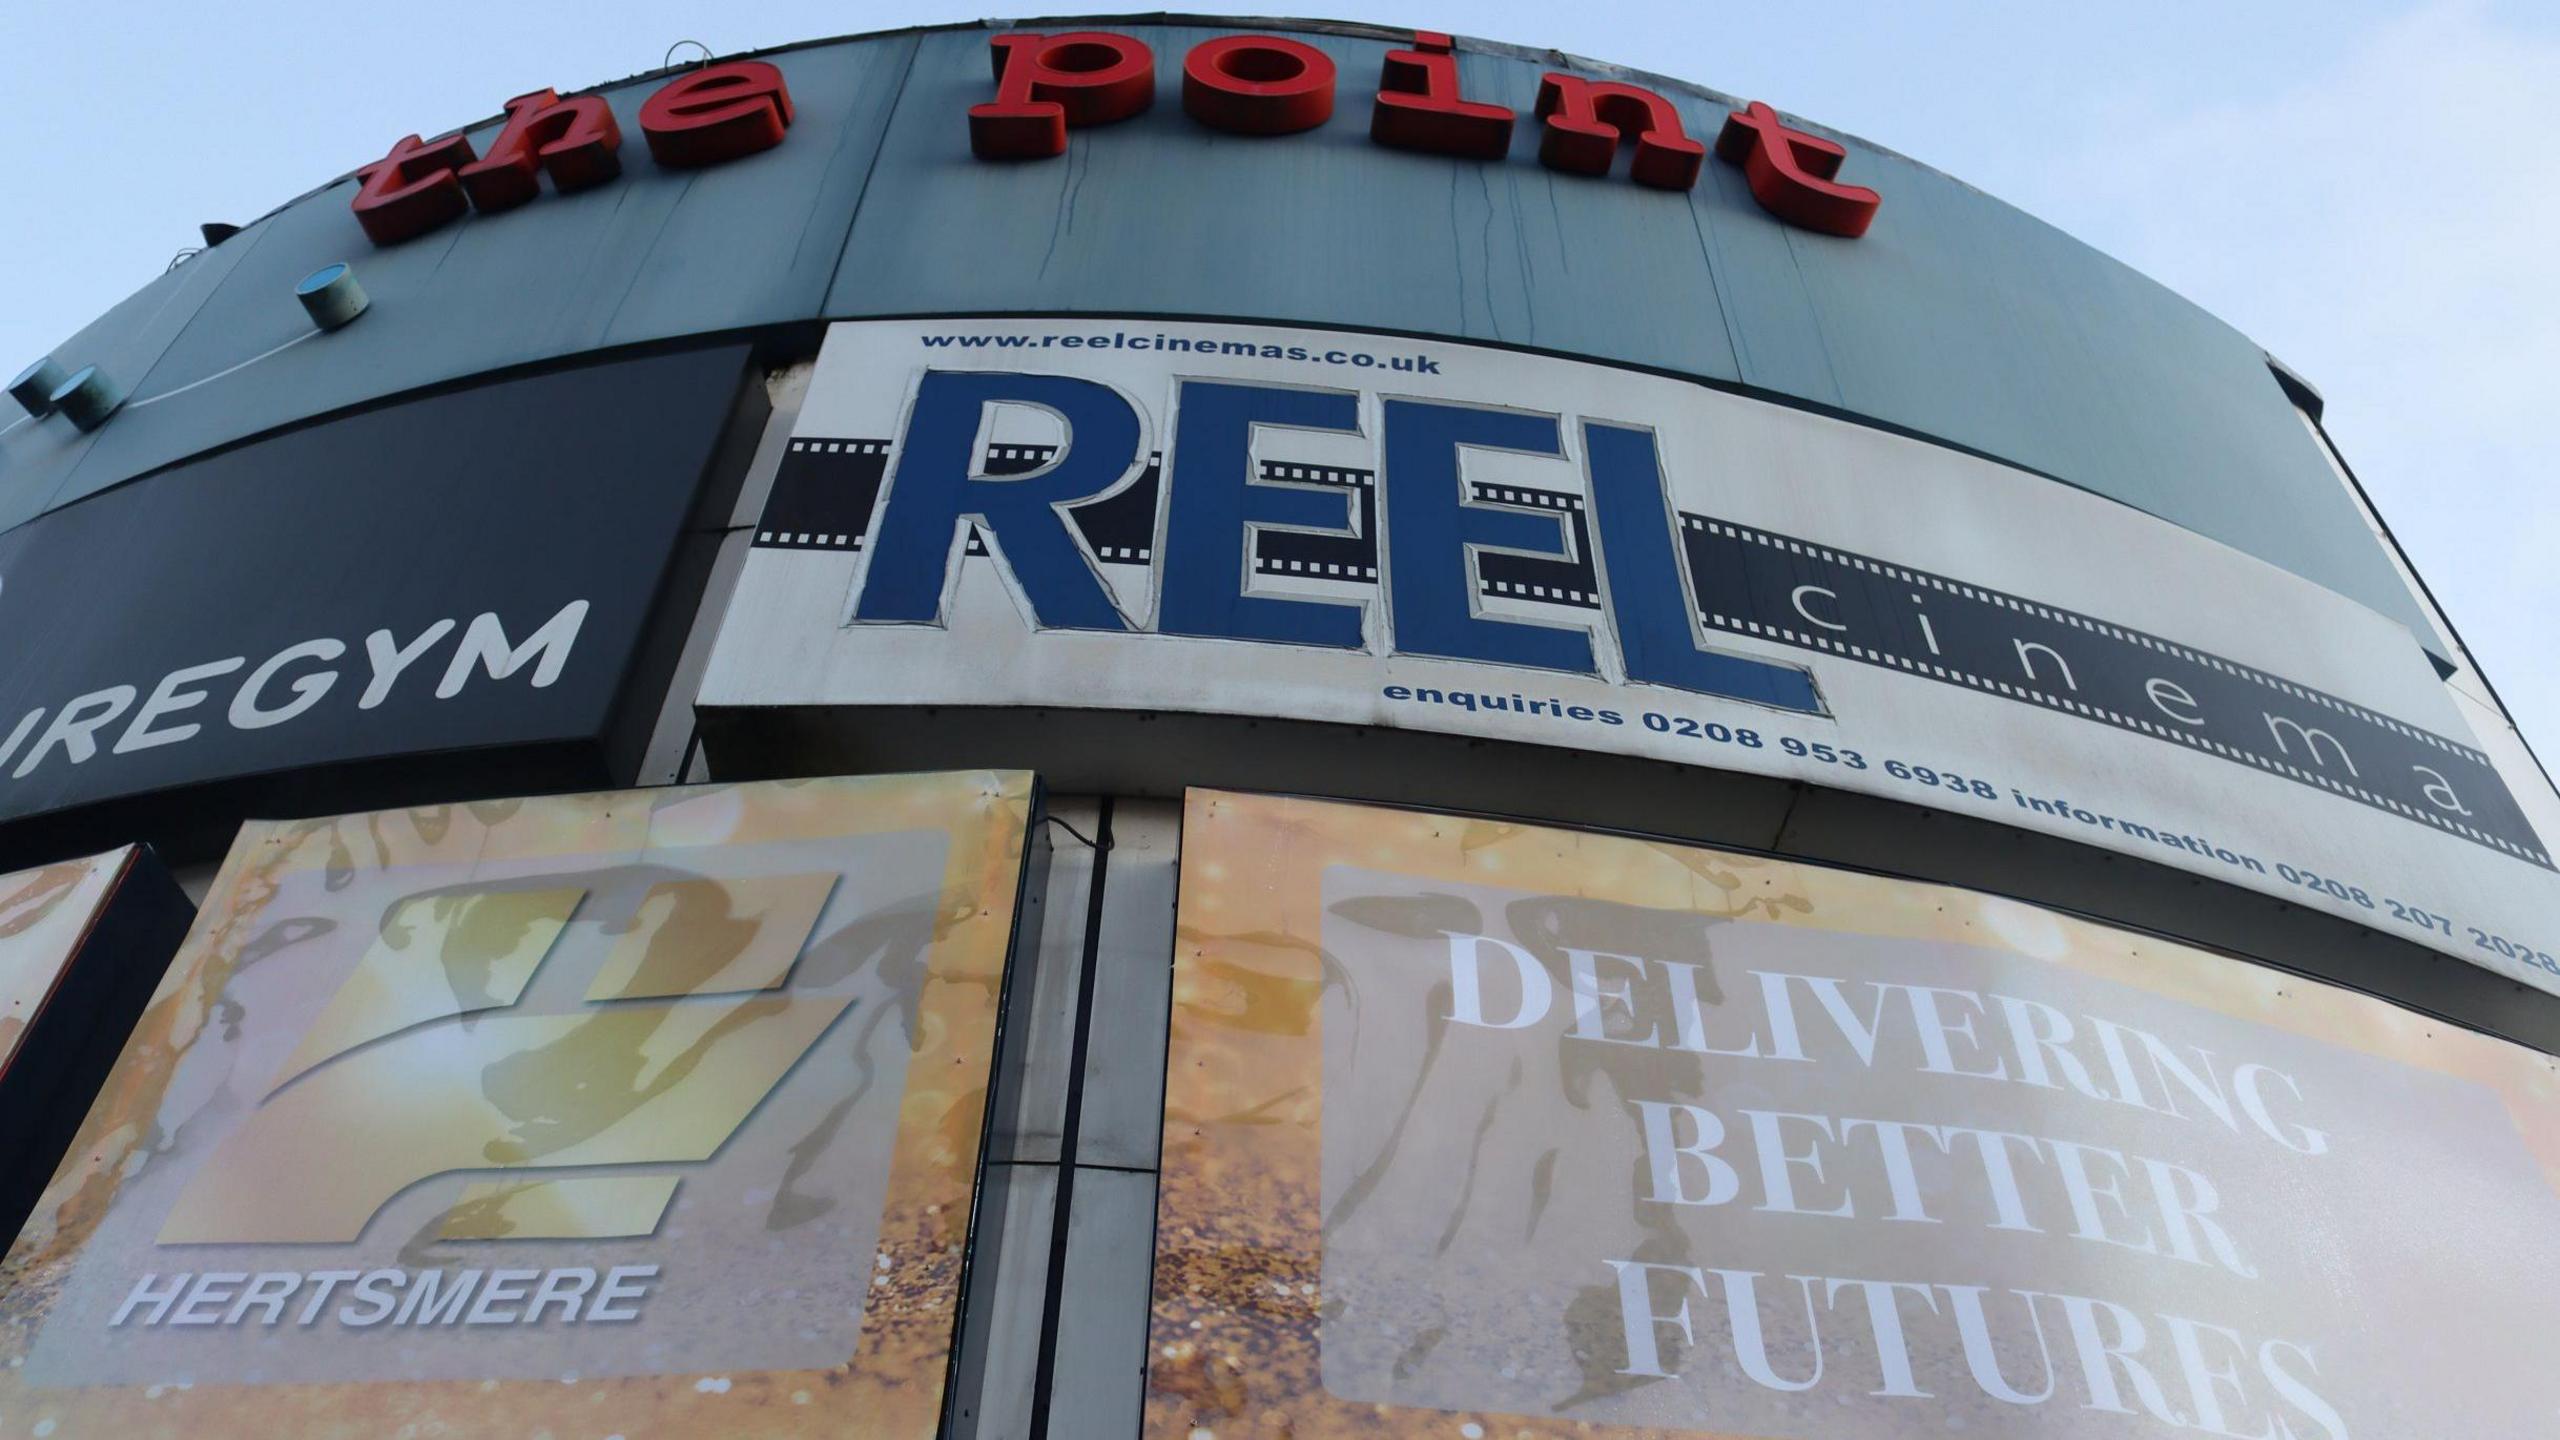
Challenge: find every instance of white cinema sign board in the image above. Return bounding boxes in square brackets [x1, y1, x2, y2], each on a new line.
[702, 317, 2560, 994]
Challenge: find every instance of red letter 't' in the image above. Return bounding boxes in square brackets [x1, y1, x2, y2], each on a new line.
[1370, 31, 1513, 159]
[458, 89, 623, 213]
[971, 32, 1156, 160]
[350, 133, 478, 245]
[640, 61, 794, 168]
[1714, 100, 1880, 237]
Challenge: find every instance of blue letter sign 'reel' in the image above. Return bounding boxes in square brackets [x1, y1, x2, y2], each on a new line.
[855, 368, 1821, 715]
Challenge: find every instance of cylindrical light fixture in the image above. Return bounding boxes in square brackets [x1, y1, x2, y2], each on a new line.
[48, 366, 124, 431]
[296, 262, 369, 331]
[8, 357, 68, 418]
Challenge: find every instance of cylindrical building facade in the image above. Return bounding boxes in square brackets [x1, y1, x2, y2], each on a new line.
[0, 19, 2551, 1439]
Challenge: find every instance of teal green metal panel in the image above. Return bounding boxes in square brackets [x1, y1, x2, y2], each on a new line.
[0, 20, 2437, 652]
[0, 229, 260, 533]
[1693, 155, 1846, 407]
[825, 28, 1747, 385]
[5, 38, 912, 530]
[1731, 138, 2388, 620]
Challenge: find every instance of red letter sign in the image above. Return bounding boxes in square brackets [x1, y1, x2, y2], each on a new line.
[1714, 100, 1880, 237]
[350, 133, 478, 245]
[1533, 74, 1704, 190]
[1371, 30, 1513, 160]
[971, 32, 1156, 160]
[1182, 35, 1335, 135]
[640, 61, 794, 168]
[458, 89, 623, 212]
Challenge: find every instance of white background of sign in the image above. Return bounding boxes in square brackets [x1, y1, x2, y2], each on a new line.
[701, 318, 2560, 994]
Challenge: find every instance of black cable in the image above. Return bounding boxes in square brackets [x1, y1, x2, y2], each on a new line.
[1042, 813, 1107, 852]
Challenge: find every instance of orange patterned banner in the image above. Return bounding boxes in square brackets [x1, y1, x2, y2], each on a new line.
[1150, 790, 2560, 1440]
[0, 771, 1032, 1439]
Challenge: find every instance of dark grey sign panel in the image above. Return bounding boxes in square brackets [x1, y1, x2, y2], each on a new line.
[0, 344, 751, 847]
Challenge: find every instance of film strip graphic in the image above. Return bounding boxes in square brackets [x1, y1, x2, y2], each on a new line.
[1679, 517, 2547, 867]
[754, 438, 2541, 865]
[754, 439, 1595, 600]
[1221, 462, 1598, 603]
[755, 438, 1153, 561]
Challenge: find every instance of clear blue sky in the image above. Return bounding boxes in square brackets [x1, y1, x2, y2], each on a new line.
[4, 1, 2555, 753]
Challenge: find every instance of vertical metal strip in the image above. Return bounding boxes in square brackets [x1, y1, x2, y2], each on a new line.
[1041, 798, 1183, 1437]
[1029, 797, 1115, 1439]
[947, 797, 1105, 1439]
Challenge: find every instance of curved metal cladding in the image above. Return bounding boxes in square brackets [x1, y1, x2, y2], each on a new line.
[0, 19, 2423, 641]
[0, 18, 2549, 1036]
[12, 21, 2560, 1440]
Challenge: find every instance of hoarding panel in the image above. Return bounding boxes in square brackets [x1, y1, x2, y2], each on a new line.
[700, 317, 2560, 995]
[0, 343, 750, 839]
[1149, 789, 2560, 1439]
[0, 770, 1032, 1438]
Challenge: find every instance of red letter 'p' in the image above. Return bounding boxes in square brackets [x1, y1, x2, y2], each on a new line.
[640, 61, 794, 168]
[971, 32, 1156, 159]
[1533, 74, 1704, 190]
[458, 89, 623, 213]
[1714, 100, 1880, 237]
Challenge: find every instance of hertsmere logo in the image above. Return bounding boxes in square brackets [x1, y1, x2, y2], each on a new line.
[108, 871, 846, 1335]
